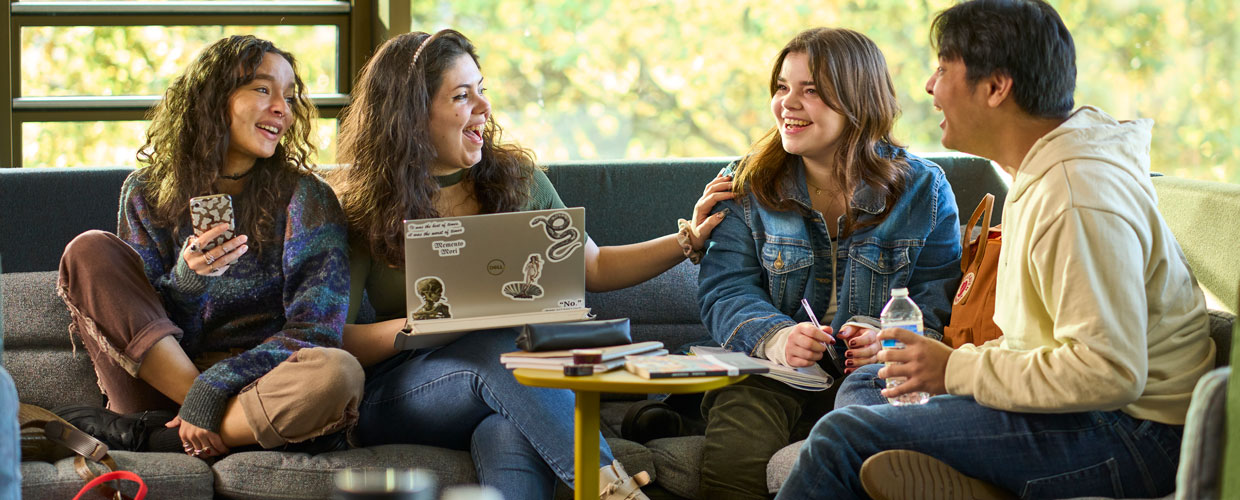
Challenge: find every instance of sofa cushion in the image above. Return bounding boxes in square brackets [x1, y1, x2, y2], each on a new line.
[766, 440, 801, 494]
[588, 260, 709, 353]
[0, 167, 133, 273]
[545, 160, 725, 247]
[645, 436, 704, 499]
[21, 451, 213, 500]
[1, 271, 103, 408]
[212, 445, 475, 500]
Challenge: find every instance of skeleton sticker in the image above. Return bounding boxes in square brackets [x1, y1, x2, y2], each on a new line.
[529, 210, 583, 263]
[410, 276, 452, 319]
[502, 254, 545, 300]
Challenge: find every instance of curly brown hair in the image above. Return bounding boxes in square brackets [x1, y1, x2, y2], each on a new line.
[734, 28, 907, 236]
[136, 35, 318, 253]
[333, 29, 535, 267]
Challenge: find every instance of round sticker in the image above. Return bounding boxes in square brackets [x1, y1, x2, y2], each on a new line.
[954, 272, 975, 305]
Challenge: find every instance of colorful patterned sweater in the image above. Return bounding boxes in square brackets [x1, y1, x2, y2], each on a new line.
[118, 170, 350, 432]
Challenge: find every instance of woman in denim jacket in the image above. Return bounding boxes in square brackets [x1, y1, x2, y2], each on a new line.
[694, 28, 962, 498]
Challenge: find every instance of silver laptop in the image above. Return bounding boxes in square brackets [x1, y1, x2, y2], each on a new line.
[394, 207, 592, 349]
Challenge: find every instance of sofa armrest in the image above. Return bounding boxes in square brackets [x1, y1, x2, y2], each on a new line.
[1176, 366, 1229, 499]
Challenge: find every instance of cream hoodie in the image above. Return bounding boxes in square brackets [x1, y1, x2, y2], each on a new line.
[944, 106, 1215, 425]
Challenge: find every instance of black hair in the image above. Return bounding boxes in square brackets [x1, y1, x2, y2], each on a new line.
[931, 0, 1076, 118]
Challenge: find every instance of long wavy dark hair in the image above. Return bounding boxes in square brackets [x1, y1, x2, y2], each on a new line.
[734, 28, 908, 236]
[136, 35, 317, 253]
[333, 29, 535, 267]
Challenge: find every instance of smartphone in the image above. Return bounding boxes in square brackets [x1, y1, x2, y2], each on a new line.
[189, 194, 236, 252]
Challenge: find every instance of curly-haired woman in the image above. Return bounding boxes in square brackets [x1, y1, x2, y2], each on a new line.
[332, 30, 732, 499]
[55, 35, 362, 459]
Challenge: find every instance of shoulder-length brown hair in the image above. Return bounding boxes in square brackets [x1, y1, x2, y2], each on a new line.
[333, 29, 534, 267]
[136, 35, 317, 253]
[734, 27, 907, 236]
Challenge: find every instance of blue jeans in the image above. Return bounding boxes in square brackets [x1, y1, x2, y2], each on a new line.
[833, 364, 888, 409]
[354, 328, 613, 497]
[0, 367, 19, 499]
[776, 388, 1183, 499]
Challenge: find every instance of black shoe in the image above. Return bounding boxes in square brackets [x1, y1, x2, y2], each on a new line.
[280, 430, 350, 455]
[621, 400, 687, 444]
[52, 405, 177, 452]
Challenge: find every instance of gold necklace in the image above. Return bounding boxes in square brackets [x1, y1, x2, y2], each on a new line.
[806, 179, 832, 196]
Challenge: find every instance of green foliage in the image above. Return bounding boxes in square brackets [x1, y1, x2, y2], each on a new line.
[17, 1, 1239, 184]
[410, 0, 1238, 183]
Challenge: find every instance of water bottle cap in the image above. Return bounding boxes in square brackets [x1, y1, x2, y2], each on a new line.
[891, 287, 909, 297]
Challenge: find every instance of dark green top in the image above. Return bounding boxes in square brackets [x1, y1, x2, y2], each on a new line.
[346, 168, 567, 323]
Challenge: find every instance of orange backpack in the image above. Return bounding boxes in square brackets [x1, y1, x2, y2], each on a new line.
[943, 194, 1004, 348]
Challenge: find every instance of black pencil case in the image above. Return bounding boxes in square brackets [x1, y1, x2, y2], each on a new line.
[515, 318, 632, 352]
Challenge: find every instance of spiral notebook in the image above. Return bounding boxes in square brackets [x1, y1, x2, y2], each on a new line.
[396, 207, 591, 349]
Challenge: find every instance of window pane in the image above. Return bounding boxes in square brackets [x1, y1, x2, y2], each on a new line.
[414, 0, 1238, 183]
[21, 25, 338, 97]
[23, 119, 339, 168]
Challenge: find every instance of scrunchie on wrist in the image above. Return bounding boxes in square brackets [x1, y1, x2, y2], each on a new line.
[676, 218, 705, 265]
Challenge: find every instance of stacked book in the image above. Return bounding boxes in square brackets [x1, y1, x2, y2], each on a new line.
[687, 346, 833, 390]
[501, 341, 667, 376]
[624, 351, 770, 379]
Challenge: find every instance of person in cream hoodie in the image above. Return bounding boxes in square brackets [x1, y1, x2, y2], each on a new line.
[775, 1, 1215, 499]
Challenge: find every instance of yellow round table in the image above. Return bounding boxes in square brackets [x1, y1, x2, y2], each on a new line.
[512, 368, 746, 500]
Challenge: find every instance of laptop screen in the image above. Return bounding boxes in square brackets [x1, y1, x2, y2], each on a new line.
[403, 207, 587, 322]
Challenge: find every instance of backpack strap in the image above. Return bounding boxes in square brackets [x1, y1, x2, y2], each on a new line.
[20, 404, 132, 500]
[960, 193, 996, 273]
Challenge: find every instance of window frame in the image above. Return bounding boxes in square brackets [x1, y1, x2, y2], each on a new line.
[4, 0, 401, 167]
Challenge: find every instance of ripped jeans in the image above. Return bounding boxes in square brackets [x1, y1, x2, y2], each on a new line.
[58, 230, 363, 447]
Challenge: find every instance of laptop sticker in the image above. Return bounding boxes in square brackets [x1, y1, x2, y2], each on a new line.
[502, 254, 545, 300]
[411, 276, 452, 319]
[529, 210, 583, 262]
[432, 239, 466, 256]
[406, 220, 465, 239]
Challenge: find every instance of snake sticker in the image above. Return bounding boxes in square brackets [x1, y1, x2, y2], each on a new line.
[529, 211, 583, 263]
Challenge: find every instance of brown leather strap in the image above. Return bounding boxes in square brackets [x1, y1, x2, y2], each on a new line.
[74, 455, 130, 500]
[45, 420, 110, 462]
[960, 193, 995, 273]
[18, 404, 132, 500]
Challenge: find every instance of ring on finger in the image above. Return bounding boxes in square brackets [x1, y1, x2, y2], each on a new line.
[205, 253, 215, 265]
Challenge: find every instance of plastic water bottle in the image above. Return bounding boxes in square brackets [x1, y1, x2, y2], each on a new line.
[880, 287, 930, 405]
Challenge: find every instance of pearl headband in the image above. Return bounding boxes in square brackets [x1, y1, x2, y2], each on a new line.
[411, 29, 451, 67]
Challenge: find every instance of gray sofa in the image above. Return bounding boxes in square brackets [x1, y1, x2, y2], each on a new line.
[2, 155, 1229, 499]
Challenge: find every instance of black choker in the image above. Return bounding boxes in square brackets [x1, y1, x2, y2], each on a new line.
[220, 168, 255, 181]
[436, 169, 468, 188]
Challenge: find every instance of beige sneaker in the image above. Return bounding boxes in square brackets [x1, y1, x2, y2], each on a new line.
[599, 460, 651, 500]
[860, 450, 1015, 500]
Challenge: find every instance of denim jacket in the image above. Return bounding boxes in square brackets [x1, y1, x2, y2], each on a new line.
[698, 146, 962, 357]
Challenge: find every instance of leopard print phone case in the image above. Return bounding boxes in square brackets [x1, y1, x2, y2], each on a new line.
[189, 194, 235, 252]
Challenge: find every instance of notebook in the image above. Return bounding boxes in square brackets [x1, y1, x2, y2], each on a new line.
[394, 207, 592, 349]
